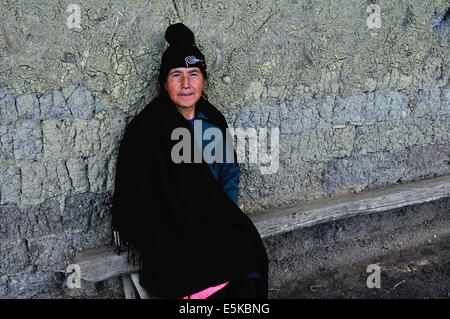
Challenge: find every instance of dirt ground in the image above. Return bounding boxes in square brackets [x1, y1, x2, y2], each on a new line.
[280, 234, 450, 299]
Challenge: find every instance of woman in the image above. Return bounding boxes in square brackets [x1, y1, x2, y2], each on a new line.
[111, 23, 268, 299]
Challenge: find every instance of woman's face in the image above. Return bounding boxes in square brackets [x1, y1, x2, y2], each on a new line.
[165, 67, 204, 109]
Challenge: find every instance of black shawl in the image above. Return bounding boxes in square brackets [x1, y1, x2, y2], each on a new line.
[110, 92, 269, 298]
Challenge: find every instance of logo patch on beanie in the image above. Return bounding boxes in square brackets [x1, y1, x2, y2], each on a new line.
[185, 55, 204, 67]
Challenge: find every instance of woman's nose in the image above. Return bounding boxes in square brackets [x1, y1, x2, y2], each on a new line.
[181, 76, 190, 88]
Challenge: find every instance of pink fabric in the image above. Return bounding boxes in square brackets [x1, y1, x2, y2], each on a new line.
[182, 281, 230, 299]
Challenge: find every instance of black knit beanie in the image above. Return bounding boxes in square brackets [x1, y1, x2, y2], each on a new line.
[159, 23, 207, 86]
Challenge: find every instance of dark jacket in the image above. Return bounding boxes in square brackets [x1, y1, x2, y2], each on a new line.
[111, 92, 269, 298]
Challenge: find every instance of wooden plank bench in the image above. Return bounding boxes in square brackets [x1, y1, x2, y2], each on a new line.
[73, 174, 450, 298]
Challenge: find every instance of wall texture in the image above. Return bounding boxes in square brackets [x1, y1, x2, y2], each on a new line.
[0, 0, 449, 297]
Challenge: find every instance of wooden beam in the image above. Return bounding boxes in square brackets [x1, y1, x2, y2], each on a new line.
[74, 245, 138, 282]
[251, 174, 450, 238]
[74, 175, 450, 283]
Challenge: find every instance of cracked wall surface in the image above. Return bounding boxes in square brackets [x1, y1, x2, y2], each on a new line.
[0, 0, 449, 297]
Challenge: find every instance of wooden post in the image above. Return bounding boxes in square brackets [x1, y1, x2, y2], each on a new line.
[130, 272, 150, 299]
[122, 274, 137, 299]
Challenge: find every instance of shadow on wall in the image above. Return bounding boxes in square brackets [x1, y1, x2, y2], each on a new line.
[432, 7, 450, 39]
